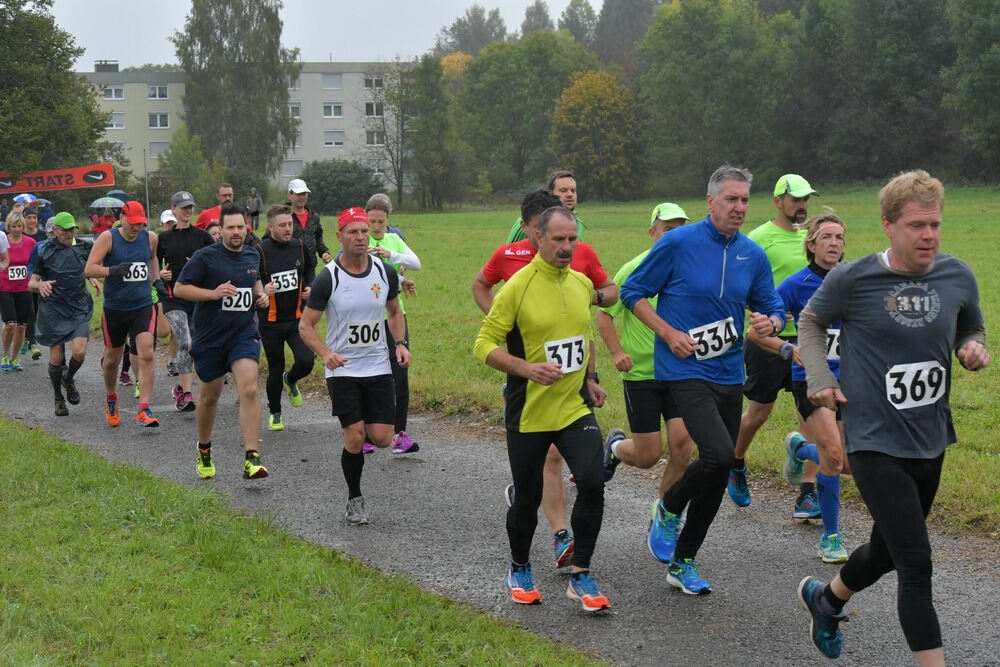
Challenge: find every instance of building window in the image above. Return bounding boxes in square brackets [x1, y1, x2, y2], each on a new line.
[366, 130, 385, 146]
[323, 102, 343, 118]
[107, 112, 126, 129]
[147, 85, 168, 99]
[103, 85, 124, 100]
[149, 141, 169, 159]
[322, 73, 342, 89]
[372, 159, 386, 176]
[364, 75, 383, 89]
[281, 159, 303, 177]
[288, 75, 299, 90]
[289, 103, 301, 119]
[365, 102, 384, 117]
[294, 130, 302, 148]
[148, 113, 169, 128]
[324, 130, 345, 147]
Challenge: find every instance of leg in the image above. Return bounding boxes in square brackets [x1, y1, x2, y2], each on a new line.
[102, 346, 125, 395]
[553, 415, 605, 571]
[540, 446, 568, 533]
[134, 331, 156, 407]
[194, 376, 225, 444]
[1, 322, 13, 357]
[662, 418, 693, 496]
[285, 327, 315, 385]
[165, 309, 195, 394]
[384, 317, 410, 433]
[9, 324, 26, 361]
[734, 399, 774, 458]
[259, 323, 286, 415]
[230, 358, 261, 452]
[506, 430, 553, 565]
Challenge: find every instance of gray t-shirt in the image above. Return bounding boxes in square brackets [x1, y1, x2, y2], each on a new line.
[799, 252, 985, 458]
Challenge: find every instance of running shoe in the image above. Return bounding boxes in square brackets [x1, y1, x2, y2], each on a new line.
[10, 358, 23, 371]
[553, 530, 575, 568]
[345, 495, 369, 525]
[667, 558, 712, 595]
[176, 391, 196, 412]
[166, 360, 179, 377]
[196, 448, 215, 479]
[362, 441, 375, 454]
[105, 397, 120, 427]
[566, 571, 611, 612]
[797, 576, 846, 659]
[135, 407, 159, 427]
[30, 344, 41, 360]
[783, 431, 808, 485]
[0, 356, 10, 372]
[62, 376, 80, 405]
[727, 466, 751, 506]
[794, 492, 822, 520]
[54, 397, 69, 417]
[818, 533, 849, 563]
[268, 412, 284, 431]
[171, 384, 183, 401]
[243, 453, 269, 479]
[506, 563, 541, 604]
[648, 499, 682, 563]
[504, 483, 515, 508]
[282, 372, 302, 407]
[602, 428, 625, 482]
[391, 431, 419, 454]
[119, 370, 133, 386]
[19, 341, 28, 355]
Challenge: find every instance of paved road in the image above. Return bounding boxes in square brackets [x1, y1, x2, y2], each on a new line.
[4, 343, 998, 666]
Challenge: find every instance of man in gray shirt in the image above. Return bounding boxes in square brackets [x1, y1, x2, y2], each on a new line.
[795, 170, 989, 664]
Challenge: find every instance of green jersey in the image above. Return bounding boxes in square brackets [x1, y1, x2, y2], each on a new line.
[601, 249, 657, 381]
[369, 232, 419, 314]
[747, 220, 807, 336]
[505, 214, 587, 244]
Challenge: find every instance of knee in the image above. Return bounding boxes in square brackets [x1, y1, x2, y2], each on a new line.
[743, 402, 772, 428]
[544, 447, 564, 467]
[819, 449, 845, 476]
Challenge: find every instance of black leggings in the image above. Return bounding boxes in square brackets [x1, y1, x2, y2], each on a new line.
[840, 450, 944, 652]
[384, 317, 409, 432]
[663, 379, 742, 561]
[506, 413, 605, 569]
[25, 291, 39, 345]
[259, 320, 315, 414]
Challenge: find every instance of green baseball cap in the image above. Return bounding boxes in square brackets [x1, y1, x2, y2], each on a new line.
[51, 212, 78, 229]
[773, 174, 817, 198]
[650, 202, 690, 226]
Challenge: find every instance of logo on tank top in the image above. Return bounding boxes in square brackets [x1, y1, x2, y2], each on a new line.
[370, 283, 381, 299]
[883, 281, 940, 328]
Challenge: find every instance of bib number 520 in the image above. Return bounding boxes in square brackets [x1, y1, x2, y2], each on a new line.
[221, 287, 253, 312]
[885, 360, 946, 410]
[544, 335, 585, 373]
[688, 317, 738, 360]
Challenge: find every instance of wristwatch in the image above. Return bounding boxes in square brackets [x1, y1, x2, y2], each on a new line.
[395, 339, 409, 348]
[587, 371, 600, 384]
[779, 342, 795, 361]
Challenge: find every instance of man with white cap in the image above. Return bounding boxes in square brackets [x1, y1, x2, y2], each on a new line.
[284, 178, 330, 268]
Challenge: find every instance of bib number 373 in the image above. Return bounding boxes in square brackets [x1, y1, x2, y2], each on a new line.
[885, 360, 946, 410]
[221, 287, 253, 312]
[688, 317, 738, 360]
[545, 335, 585, 373]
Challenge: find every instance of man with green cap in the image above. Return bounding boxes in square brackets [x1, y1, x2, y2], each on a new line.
[28, 212, 96, 416]
[728, 174, 820, 516]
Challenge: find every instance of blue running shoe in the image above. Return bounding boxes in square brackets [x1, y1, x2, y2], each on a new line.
[602, 428, 625, 482]
[783, 431, 808, 485]
[506, 563, 541, 604]
[794, 492, 822, 519]
[553, 530, 574, 568]
[797, 576, 847, 659]
[667, 558, 711, 595]
[648, 499, 682, 563]
[566, 571, 611, 612]
[727, 467, 751, 506]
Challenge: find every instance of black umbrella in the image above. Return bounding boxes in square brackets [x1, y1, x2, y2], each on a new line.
[106, 189, 130, 201]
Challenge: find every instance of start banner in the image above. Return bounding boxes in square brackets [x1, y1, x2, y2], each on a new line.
[0, 162, 115, 195]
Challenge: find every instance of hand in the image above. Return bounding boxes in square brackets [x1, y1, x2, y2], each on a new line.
[749, 311, 775, 337]
[302, 286, 311, 299]
[212, 280, 238, 300]
[108, 262, 132, 278]
[369, 247, 390, 259]
[401, 278, 417, 297]
[255, 292, 269, 308]
[957, 340, 990, 371]
[38, 280, 55, 297]
[611, 351, 634, 372]
[587, 378, 607, 407]
[810, 387, 848, 411]
[525, 362, 563, 386]
[791, 345, 803, 367]
[662, 326, 695, 358]
[160, 262, 172, 282]
[152, 279, 167, 303]
[263, 282, 277, 296]
[395, 344, 411, 368]
[322, 350, 347, 370]
[321, 252, 332, 263]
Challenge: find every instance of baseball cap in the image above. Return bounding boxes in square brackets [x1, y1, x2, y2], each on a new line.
[160, 209, 177, 225]
[337, 207, 369, 230]
[650, 202, 690, 226]
[773, 174, 817, 198]
[121, 201, 147, 224]
[170, 191, 196, 208]
[51, 211, 77, 229]
[288, 178, 311, 194]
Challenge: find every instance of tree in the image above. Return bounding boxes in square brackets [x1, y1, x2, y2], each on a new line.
[558, 0, 598, 47]
[121, 63, 183, 72]
[593, 0, 658, 77]
[172, 0, 301, 178]
[549, 70, 643, 200]
[358, 60, 415, 207]
[522, 1, 554, 36]
[435, 5, 507, 56]
[946, 0, 1000, 168]
[297, 159, 384, 215]
[0, 0, 108, 177]
[158, 128, 209, 205]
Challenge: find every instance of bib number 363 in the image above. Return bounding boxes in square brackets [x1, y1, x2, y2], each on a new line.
[123, 262, 149, 282]
[688, 317, 738, 360]
[545, 335, 585, 373]
[885, 360, 946, 410]
[221, 287, 253, 312]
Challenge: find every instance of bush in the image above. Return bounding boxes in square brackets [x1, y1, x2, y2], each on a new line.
[297, 159, 384, 214]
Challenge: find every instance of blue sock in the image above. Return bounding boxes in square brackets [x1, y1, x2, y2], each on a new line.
[816, 472, 840, 538]
[796, 442, 819, 464]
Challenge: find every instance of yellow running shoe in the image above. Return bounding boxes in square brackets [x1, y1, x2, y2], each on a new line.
[243, 452, 269, 479]
[196, 448, 215, 479]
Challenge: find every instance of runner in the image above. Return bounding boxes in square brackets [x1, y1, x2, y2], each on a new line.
[594, 203, 694, 562]
[283, 178, 331, 267]
[174, 203, 270, 480]
[620, 165, 786, 595]
[474, 205, 611, 612]
[299, 207, 411, 525]
[194, 182, 234, 229]
[158, 209, 178, 380]
[796, 171, 988, 663]
[505, 170, 586, 243]
[84, 201, 164, 428]
[0, 212, 38, 372]
[257, 204, 315, 431]
[21, 207, 46, 361]
[28, 212, 95, 416]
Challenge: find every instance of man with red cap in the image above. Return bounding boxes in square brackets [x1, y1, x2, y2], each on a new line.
[299, 207, 411, 526]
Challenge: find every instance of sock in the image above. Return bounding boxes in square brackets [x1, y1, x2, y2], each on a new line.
[66, 356, 84, 381]
[48, 363, 64, 399]
[198, 441, 212, 451]
[733, 458, 745, 469]
[107, 392, 118, 402]
[169, 356, 176, 364]
[816, 472, 841, 538]
[610, 441, 621, 458]
[822, 583, 847, 614]
[342, 448, 364, 498]
[245, 449, 258, 460]
[139, 402, 150, 412]
[796, 442, 819, 464]
[798, 481, 815, 501]
[554, 529, 570, 540]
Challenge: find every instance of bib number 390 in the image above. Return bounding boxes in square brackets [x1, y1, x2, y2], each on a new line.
[7, 265, 27, 281]
[123, 262, 149, 282]
[346, 320, 381, 347]
[545, 335, 585, 373]
[885, 360, 946, 410]
[688, 317, 738, 360]
[221, 287, 253, 312]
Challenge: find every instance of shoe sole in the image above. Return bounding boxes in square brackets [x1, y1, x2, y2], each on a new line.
[244, 469, 269, 480]
[566, 587, 609, 612]
[346, 516, 370, 526]
[666, 573, 711, 596]
[797, 577, 825, 657]
[555, 541, 575, 569]
[794, 511, 822, 520]
[197, 470, 215, 479]
[135, 420, 160, 427]
[391, 443, 419, 455]
[783, 432, 806, 485]
[819, 550, 848, 564]
[268, 425, 285, 431]
[504, 484, 515, 508]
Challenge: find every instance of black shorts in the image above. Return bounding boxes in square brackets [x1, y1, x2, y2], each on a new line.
[191, 331, 260, 382]
[326, 374, 395, 428]
[791, 381, 842, 421]
[623, 379, 679, 433]
[742, 337, 794, 403]
[0, 291, 34, 325]
[102, 304, 156, 354]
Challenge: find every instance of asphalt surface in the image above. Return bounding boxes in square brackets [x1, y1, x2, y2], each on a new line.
[4, 342, 998, 666]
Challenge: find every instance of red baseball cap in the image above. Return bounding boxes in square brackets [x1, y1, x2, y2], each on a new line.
[121, 200, 147, 224]
[337, 207, 369, 230]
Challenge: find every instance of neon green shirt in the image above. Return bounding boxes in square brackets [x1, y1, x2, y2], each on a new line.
[369, 232, 419, 314]
[601, 249, 656, 381]
[747, 221, 807, 336]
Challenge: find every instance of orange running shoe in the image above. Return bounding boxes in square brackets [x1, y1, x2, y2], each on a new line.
[135, 407, 159, 427]
[566, 571, 611, 612]
[105, 396, 121, 427]
[506, 564, 542, 604]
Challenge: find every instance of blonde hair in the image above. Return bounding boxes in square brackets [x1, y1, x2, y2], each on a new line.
[879, 170, 944, 223]
[802, 211, 846, 263]
[5, 211, 25, 231]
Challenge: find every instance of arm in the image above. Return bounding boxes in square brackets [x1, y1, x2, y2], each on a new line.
[172, 280, 232, 302]
[0, 250, 8, 271]
[632, 298, 696, 359]
[254, 279, 269, 308]
[585, 339, 606, 407]
[30, 273, 55, 297]
[386, 297, 411, 368]
[471, 270, 495, 314]
[313, 215, 330, 262]
[147, 233, 161, 282]
[593, 279, 618, 307]
[299, 305, 348, 370]
[83, 231, 115, 279]
[595, 309, 633, 372]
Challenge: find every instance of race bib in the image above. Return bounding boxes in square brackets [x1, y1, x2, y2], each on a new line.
[270, 269, 298, 293]
[123, 262, 149, 282]
[544, 335, 586, 373]
[826, 328, 841, 361]
[7, 265, 27, 281]
[885, 360, 946, 410]
[221, 287, 253, 312]
[689, 317, 738, 360]
[346, 320, 382, 347]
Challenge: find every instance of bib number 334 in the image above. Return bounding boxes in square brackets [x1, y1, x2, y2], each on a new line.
[688, 317, 738, 360]
[545, 335, 585, 373]
[885, 360, 946, 410]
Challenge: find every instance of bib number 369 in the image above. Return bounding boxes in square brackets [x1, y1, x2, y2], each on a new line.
[885, 360, 946, 410]
[545, 335, 585, 373]
[688, 317, 738, 360]
[221, 287, 253, 312]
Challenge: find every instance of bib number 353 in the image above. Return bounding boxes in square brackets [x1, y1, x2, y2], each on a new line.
[885, 360, 946, 410]
[688, 317, 738, 360]
[545, 335, 585, 373]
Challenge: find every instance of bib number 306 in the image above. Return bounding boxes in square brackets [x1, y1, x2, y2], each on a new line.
[347, 320, 381, 347]
[545, 335, 585, 373]
[221, 287, 253, 312]
[688, 317, 738, 360]
[885, 360, 946, 410]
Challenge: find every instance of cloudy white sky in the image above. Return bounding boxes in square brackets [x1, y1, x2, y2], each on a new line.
[51, 0, 603, 70]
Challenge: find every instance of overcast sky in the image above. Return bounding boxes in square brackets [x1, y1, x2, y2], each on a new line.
[51, 0, 603, 70]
